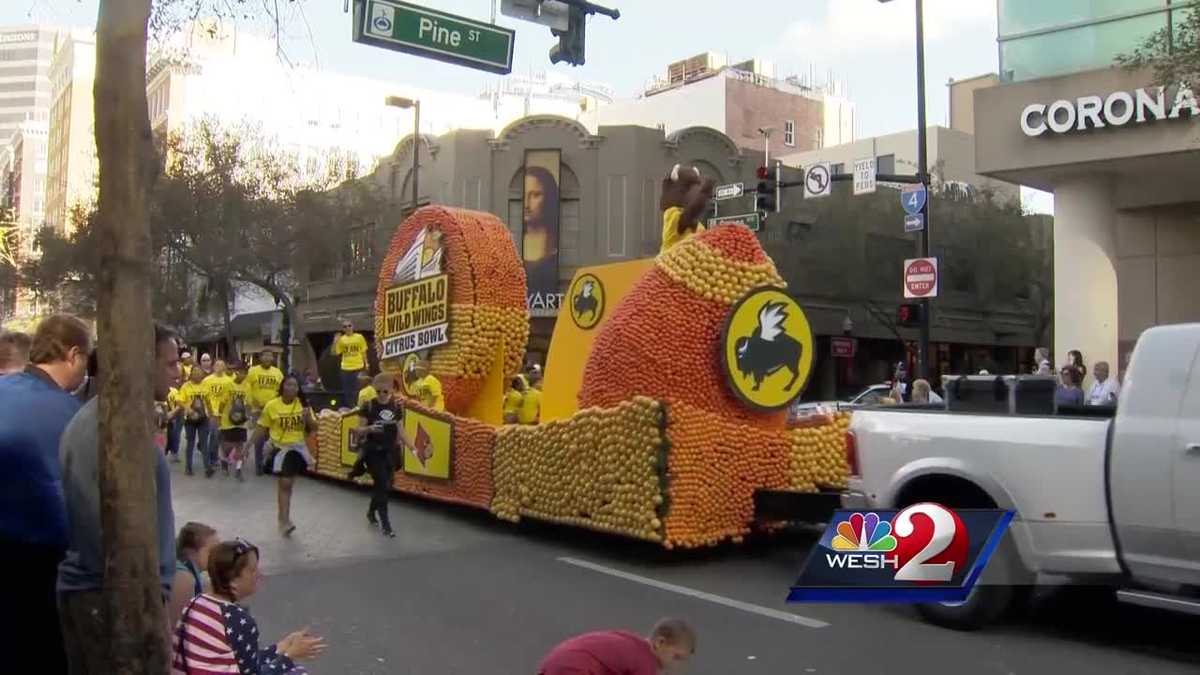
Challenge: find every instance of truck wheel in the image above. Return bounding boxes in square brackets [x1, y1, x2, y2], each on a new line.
[915, 534, 1032, 630]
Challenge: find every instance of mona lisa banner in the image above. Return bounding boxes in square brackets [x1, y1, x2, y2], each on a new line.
[522, 149, 562, 317]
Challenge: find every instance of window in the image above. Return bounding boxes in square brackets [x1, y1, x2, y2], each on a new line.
[343, 223, 376, 277]
[1000, 13, 1166, 81]
[876, 154, 895, 176]
[999, 0, 1165, 37]
[831, 163, 845, 176]
[783, 120, 795, 147]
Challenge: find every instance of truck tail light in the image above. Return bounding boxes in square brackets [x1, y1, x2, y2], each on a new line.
[845, 429, 861, 477]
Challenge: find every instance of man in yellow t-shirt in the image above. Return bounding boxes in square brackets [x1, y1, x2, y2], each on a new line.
[412, 358, 444, 411]
[518, 373, 542, 425]
[356, 371, 378, 409]
[202, 359, 232, 471]
[216, 361, 254, 480]
[178, 367, 214, 476]
[502, 376, 526, 424]
[333, 319, 369, 403]
[164, 385, 184, 463]
[246, 351, 283, 475]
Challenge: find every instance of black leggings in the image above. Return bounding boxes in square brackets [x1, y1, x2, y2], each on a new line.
[366, 455, 395, 530]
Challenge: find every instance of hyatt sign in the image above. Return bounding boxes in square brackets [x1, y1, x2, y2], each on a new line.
[1021, 85, 1198, 137]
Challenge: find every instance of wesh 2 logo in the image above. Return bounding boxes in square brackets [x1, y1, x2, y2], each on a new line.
[789, 503, 1012, 603]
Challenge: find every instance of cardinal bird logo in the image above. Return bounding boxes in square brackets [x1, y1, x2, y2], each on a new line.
[734, 301, 804, 391]
[412, 423, 433, 466]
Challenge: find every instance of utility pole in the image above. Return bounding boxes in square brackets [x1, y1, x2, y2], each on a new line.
[914, 0, 931, 381]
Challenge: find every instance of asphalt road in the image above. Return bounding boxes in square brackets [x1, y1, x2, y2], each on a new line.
[172, 463, 1200, 675]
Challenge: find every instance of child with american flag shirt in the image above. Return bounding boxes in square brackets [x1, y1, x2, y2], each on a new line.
[173, 538, 324, 674]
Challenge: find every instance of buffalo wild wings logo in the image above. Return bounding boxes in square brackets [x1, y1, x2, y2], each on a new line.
[381, 227, 450, 360]
[568, 273, 605, 330]
[721, 287, 814, 411]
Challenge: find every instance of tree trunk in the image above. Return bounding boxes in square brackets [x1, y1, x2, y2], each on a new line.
[236, 273, 318, 369]
[220, 278, 235, 359]
[94, 1, 168, 672]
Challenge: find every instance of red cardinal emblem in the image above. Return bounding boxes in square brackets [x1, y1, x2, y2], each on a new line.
[413, 423, 433, 466]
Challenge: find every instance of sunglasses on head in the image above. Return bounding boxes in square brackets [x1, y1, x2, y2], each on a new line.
[232, 537, 259, 563]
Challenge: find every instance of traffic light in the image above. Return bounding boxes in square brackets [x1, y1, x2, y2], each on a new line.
[897, 303, 923, 327]
[549, 6, 586, 66]
[756, 165, 780, 215]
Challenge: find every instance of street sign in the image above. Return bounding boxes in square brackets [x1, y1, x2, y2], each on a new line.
[500, 0, 570, 31]
[714, 182, 744, 201]
[708, 212, 762, 232]
[831, 336, 857, 359]
[901, 183, 927, 215]
[903, 257, 939, 299]
[904, 214, 925, 233]
[804, 163, 831, 199]
[354, 0, 516, 75]
[852, 158, 876, 195]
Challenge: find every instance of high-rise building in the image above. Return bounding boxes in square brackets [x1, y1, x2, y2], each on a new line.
[0, 26, 58, 148]
[45, 29, 96, 237]
[590, 53, 855, 155]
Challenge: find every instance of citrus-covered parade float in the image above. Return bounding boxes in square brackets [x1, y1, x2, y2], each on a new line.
[312, 204, 850, 548]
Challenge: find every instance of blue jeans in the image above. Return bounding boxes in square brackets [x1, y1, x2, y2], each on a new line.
[184, 422, 211, 473]
[205, 419, 220, 465]
[165, 417, 182, 456]
[341, 369, 364, 407]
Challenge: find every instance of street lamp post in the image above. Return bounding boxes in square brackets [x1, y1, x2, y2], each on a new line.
[880, 0, 931, 380]
[385, 95, 421, 212]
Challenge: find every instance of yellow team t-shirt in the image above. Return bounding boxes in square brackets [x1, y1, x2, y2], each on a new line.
[518, 387, 542, 425]
[219, 378, 254, 430]
[502, 388, 523, 418]
[334, 333, 369, 372]
[417, 374, 445, 411]
[167, 386, 182, 412]
[357, 385, 377, 409]
[180, 364, 193, 381]
[246, 364, 284, 409]
[178, 381, 212, 421]
[203, 374, 232, 416]
[258, 397, 308, 446]
[660, 206, 706, 253]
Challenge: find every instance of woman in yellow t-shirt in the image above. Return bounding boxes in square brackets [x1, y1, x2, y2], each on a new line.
[518, 374, 543, 425]
[250, 375, 316, 537]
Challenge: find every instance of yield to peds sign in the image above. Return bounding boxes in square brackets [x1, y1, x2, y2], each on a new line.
[903, 257, 938, 299]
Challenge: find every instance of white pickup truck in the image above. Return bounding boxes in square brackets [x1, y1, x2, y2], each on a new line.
[845, 323, 1200, 629]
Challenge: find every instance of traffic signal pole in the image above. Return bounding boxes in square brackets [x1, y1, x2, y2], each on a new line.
[914, 0, 931, 381]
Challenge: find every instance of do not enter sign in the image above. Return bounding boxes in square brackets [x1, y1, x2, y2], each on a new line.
[903, 257, 938, 298]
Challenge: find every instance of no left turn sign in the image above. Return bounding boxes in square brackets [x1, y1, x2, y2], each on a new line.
[903, 257, 938, 298]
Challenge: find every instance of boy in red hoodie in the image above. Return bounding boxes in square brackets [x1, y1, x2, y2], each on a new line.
[539, 618, 695, 675]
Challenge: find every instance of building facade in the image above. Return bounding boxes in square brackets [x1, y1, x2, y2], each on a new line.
[45, 29, 96, 236]
[591, 53, 855, 156]
[0, 26, 58, 148]
[974, 0, 1199, 379]
[303, 116, 1049, 399]
[778, 125, 1020, 203]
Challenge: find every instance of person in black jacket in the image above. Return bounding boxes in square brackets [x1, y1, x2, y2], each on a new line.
[349, 374, 411, 538]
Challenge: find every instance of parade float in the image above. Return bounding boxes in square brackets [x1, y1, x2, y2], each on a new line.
[312, 204, 850, 548]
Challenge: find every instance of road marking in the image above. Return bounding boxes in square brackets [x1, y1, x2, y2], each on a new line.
[556, 557, 830, 629]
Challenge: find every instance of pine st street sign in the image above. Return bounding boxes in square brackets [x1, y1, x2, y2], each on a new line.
[354, 0, 515, 75]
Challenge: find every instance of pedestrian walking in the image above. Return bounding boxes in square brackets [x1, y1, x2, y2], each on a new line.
[169, 522, 218, 630]
[217, 361, 253, 480]
[333, 318, 369, 402]
[539, 618, 696, 675]
[348, 374, 411, 538]
[251, 375, 317, 537]
[0, 314, 90, 672]
[0, 329, 32, 375]
[204, 359, 232, 473]
[1087, 360, 1120, 406]
[179, 366, 215, 477]
[247, 350, 284, 475]
[165, 382, 184, 463]
[58, 323, 179, 673]
[911, 378, 943, 404]
[172, 539, 326, 674]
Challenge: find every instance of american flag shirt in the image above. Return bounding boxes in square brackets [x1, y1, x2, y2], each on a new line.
[172, 594, 303, 675]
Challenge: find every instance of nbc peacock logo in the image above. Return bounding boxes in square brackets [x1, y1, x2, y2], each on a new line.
[831, 512, 897, 552]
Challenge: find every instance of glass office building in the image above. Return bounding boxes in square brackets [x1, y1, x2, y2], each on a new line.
[999, 0, 1194, 82]
[972, 1, 1200, 382]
